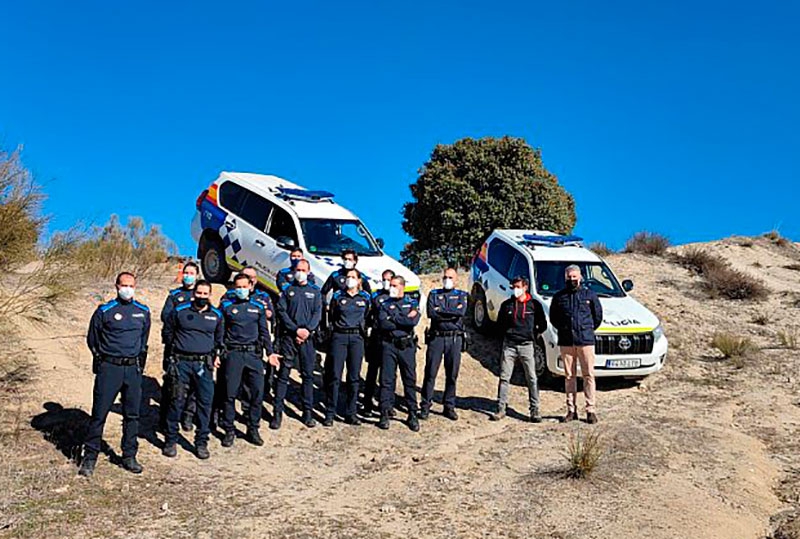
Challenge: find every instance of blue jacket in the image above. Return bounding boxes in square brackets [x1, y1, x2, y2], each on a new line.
[87, 298, 151, 358]
[377, 296, 420, 338]
[220, 297, 273, 354]
[222, 288, 274, 319]
[426, 288, 469, 332]
[277, 282, 323, 334]
[161, 286, 195, 323]
[277, 267, 317, 291]
[321, 268, 372, 297]
[163, 303, 224, 355]
[549, 287, 603, 346]
[328, 290, 370, 331]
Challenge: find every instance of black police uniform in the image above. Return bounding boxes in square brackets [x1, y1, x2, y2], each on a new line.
[274, 281, 322, 423]
[378, 295, 420, 417]
[277, 266, 317, 292]
[223, 287, 274, 317]
[162, 302, 224, 449]
[220, 296, 273, 435]
[321, 268, 372, 297]
[324, 289, 370, 422]
[421, 287, 469, 414]
[84, 298, 151, 463]
[159, 286, 196, 430]
[362, 288, 391, 412]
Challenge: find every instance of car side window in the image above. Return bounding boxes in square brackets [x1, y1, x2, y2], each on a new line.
[508, 253, 530, 282]
[487, 239, 515, 278]
[238, 190, 273, 231]
[218, 181, 247, 214]
[267, 206, 298, 243]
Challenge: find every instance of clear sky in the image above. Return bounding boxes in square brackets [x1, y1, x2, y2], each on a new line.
[1, 1, 797, 258]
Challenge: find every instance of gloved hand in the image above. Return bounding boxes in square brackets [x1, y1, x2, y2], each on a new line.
[92, 354, 101, 375]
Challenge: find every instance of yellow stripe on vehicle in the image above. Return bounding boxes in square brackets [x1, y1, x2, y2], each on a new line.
[596, 326, 655, 334]
[225, 258, 280, 294]
[404, 286, 420, 293]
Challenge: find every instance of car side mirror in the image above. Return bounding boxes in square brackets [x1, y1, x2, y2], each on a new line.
[376, 237, 385, 249]
[622, 279, 634, 292]
[276, 236, 296, 250]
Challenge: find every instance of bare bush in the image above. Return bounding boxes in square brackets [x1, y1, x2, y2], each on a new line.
[0, 147, 46, 272]
[563, 429, 605, 479]
[752, 313, 770, 326]
[623, 232, 670, 256]
[588, 242, 613, 257]
[674, 247, 725, 275]
[712, 333, 757, 360]
[704, 265, 769, 301]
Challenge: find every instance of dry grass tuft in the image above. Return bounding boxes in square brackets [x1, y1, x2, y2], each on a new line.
[674, 248, 768, 301]
[778, 328, 799, 350]
[563, 428, 605, 479]
[588, 242, 614, 257]
[752, 313, 771, 326]
[712, 333, 757, 361]
[623, 232, 670, 256]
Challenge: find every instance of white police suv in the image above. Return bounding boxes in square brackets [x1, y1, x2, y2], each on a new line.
[191, 172, 421, 300]
[469, 230, 668, 378]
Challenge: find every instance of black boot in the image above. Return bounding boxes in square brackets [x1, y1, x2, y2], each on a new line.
[418, 407, 430, 420]
[246, 429, 264, 446]
[443, 407, 459, 421]
[180, 414, 194, 432]
[162, 443, 177, 458]
[407, 412, 420, 432]
[361, 401, 374, 417]
[222, 431, 235, 447]
[378, 413, 390, 430]
[323, 415, 335, 427]
[196, 445, 210, 460]
[269, 412, 283, 430]
[78, 455, 97, 477]
[344, 415, 361, 426]
[122, 456, 143, 474]
[302, 411, 316, 428]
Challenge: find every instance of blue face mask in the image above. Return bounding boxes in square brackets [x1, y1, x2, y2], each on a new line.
[183, 274, 196, 286]
[234, 287, 250, 300]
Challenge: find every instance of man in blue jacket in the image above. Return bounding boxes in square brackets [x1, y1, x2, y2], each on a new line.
[548, 265, 603, 424]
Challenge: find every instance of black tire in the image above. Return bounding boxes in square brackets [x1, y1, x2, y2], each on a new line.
[470, 285, 493, 335]
[199, 234, 231, 284]
[534, 338, 549, 380]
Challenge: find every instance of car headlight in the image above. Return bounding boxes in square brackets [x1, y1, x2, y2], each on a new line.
[652, 324, 664, 342]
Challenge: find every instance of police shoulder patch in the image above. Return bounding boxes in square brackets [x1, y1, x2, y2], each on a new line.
[221, 300, 233, 309]
[210, 307, 223, 318]
[175, 303, 192, 312]
[132, 300, 150, 312]
[248, 299, 264, 310]
[100, 299, 119, 313]
[332, 290, 343, 299]
[169, 287, 183, 296]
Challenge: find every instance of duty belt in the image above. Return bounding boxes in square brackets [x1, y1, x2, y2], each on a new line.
[382, 334, 414, 343]
[226, 344, 260, 352]
[174, 352, 213, 362]
[432, 330, 462, 337]
[333, 328, 362, 335]
[102, 355, 138, 366]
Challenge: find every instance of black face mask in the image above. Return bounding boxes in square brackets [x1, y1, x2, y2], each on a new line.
[566, 280, 580, 290]
[194, 297, 210, 308]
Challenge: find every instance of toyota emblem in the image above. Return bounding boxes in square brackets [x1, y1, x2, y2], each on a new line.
[618, 336, 632, 351]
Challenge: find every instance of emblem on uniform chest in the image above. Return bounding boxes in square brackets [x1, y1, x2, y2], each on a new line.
[232, 308, 238, 314]
[114, 313, 123, 321]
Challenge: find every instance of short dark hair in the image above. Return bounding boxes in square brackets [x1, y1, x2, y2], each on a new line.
[295, 258, 310, 270]
[345, 268, 360, 278]
[342, 248, 358, 261]
[444, 267, 457, 274]
[233, 273, 250, 285]
[511, 276, 529, 288]
[195, 279, 212, 293]
[116, 271, 135, 285]
[382, 269, 395, 280]
[290, 247, 303, 256]
[183, 261, 200, 273]
[392, 275, 406, 287]
[243, 265, 257, 274]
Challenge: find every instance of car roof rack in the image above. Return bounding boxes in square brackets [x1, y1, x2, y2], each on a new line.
[521, 234, 584, 247]
[275, 187, 335, 203]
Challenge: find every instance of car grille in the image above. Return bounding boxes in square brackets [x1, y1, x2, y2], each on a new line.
[595, 333, 654, 355]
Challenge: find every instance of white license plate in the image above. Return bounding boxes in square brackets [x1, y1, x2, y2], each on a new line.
[606, 358, 641, 369]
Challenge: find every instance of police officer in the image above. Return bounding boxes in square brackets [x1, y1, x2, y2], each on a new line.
[420, 267, 468, 421]
[159, 261, 199, 433]
[323, 268, 370, 427]
[162, 280, 224, 459]
[361, 269, 395, 417]
[223, 266, 275, 317]
[321, 248, 372, 297]
[272, 259, 322, 429]
[377, 275, 421, 431]
[80, 272, 150, 477]
[277, 248, 317, 291]
[220, 273, 281, 447]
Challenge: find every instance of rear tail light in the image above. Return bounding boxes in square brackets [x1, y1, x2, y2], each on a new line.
[196, 189, 209, 210]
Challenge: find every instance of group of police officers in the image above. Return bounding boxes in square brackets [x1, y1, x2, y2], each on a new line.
[79, 248, 601, 477]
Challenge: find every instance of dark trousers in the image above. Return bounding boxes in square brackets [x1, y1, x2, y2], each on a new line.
[362, 336, 382, 405]
[222, 350, 265, 432]
[380, 340, 418, 414]
[274, 337, 316, 414]
[324, 332, 364, 418]
[421, 335, 463, 411]
[165, 360, 214, 446]
[159, 372, 196, 427]
[84, 362, 142, 458]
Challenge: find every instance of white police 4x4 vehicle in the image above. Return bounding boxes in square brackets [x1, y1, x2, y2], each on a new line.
[191, 172, 421, 300]
[469, 230, 667, 378]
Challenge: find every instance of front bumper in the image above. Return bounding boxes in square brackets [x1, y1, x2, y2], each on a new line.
[545, 335, 668, 378]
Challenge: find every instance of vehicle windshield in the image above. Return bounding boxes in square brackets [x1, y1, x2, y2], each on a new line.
[300, 218, 382, 257]
[534, 261, 625, 298]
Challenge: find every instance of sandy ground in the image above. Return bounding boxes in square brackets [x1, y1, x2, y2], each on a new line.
[3, 235, 800, 538]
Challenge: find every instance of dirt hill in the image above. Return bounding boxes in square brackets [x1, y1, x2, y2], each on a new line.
[2, 235, 800, 538]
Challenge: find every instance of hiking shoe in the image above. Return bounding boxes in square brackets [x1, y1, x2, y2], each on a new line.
[222, 431, 235, 448]
[323, 416, 335, 427]
[586, 412, 598, 424]
[418, 407, 430, 420]
[443, 408, 459, 421]
[344, 415, 361, 426]
[196, 445, 210, 460]
[246, 429, 264, 446]
[378, 414, 390, 430]
[162, 444, 177, 458]
[122, 457, 143, 474]
[78, 456, 96, 477]
[529, 411, 543, 423]
[563, 411, 578, 423]
[302, 412, 316, 428]
[407, 413, 420, 432]
[269, 413, 283, 430]
[490, 409, 506, 421]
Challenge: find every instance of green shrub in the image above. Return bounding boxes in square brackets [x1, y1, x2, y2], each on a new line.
[623, 232, 670, 256]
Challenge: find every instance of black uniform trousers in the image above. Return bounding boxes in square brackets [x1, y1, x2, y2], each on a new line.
[421, 334, 463, 411]
[379, 338, 418, 414]
[362, 335, 382, 405]
[165, 359, 214, 447]
[274, 337, 316, 414]
[84, 361, 142, 458]
[324, 332, 364, 418]
[222, 349, 265, 432]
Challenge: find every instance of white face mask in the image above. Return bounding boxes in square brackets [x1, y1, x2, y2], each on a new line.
[295, 271, 308, 284]
[513, 287, 525, 298]
[118, 286, 135, 301]
[382, 280, 391, 291]
[389, 286, 400, 299]
[346, 277, 358, 290]
[343, 260, 356, 270]
[443, 277, 454, 290]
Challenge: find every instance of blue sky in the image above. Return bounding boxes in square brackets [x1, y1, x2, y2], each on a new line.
[1, 1, 798, 258]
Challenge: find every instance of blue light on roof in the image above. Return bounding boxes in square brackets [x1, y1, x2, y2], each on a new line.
[276, 187, 335, 201]
[522, 234, 584, 244]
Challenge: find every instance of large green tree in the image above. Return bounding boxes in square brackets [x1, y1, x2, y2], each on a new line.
[401, 136, 576, 272]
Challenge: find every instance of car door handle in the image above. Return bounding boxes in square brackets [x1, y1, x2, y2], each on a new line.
[255, 239, 266, 247]
[224, 219, 237, 231]
[499, 284, 507, 291]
